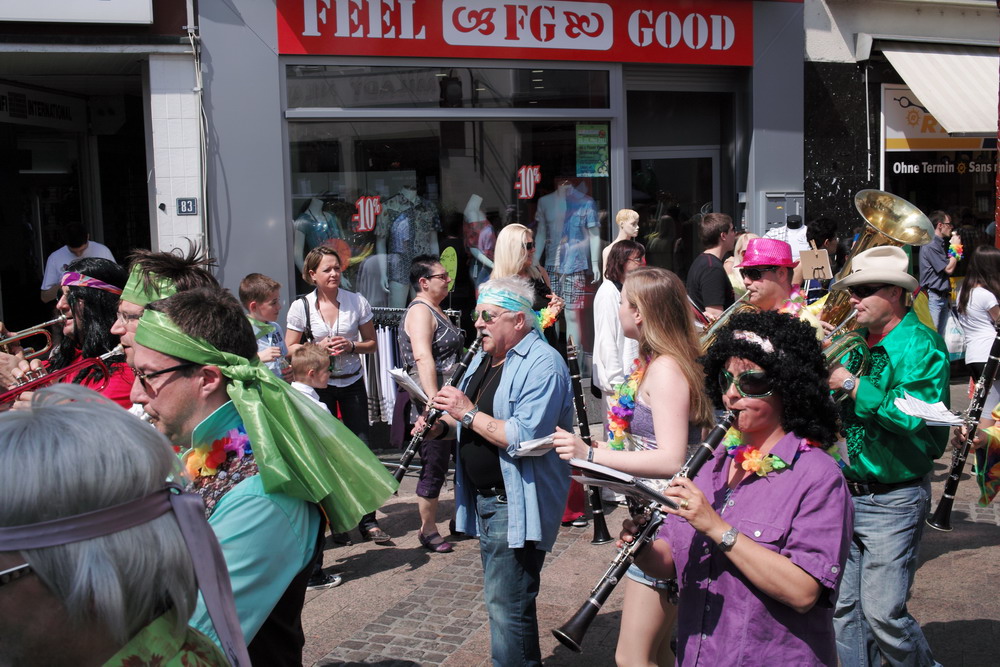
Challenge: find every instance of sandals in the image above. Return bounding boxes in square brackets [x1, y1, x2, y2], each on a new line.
[361, 525, 391, 543]
[419, 531, 454, 553]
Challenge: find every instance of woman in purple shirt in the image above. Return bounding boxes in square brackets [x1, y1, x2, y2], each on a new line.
[631, 310, 853, 666]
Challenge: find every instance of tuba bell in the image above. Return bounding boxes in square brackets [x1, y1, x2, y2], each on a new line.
[700, 292, 757, 351]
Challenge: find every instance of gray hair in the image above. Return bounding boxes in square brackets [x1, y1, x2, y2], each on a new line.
[477, 275, 537, 315]
[0, 385, 197, 644]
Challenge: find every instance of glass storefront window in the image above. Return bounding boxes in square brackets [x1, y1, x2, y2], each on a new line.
[288, 119, 612, 353]
[286, 65, 610, 109]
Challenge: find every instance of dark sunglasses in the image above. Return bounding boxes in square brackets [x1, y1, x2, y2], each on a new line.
[523, 242, 535, 250]
[474, 309, 510, 324]
[847, 284, 889, 299]
[719, 368, 773, 398]
[424, 272, 450, 282]
[740, 266, 779, 281]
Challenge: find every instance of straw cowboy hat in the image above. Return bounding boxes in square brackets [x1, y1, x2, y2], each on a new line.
[833, 246, 918, 292]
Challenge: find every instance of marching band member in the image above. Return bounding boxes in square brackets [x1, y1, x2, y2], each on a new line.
[826, 246, 948, 667]
[420, 276, 573, 667]
[737, 238, 823, 335]
[625, 310, 851, 665]
[552, 266, 714, 667]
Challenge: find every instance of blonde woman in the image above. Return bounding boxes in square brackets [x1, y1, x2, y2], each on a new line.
[491, 223, 564, 341]
[552, 266, 715, 666]
[724, 232, 759, 298]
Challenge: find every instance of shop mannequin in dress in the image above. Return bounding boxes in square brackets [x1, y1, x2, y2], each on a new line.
[534, 177, 600, 346]
[293, 197, 343, 274]
[376, 185, 441, 307]
[602, 208, 640, 278]
[463, 194, 494, 288]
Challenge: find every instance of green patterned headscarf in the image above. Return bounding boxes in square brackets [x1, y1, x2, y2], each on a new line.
[120, 264, 178, 306]
[134, 309, 398, 532]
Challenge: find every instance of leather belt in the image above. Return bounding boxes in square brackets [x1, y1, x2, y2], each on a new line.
[477, 486, 507, 502]
[845, 478, 922, 496]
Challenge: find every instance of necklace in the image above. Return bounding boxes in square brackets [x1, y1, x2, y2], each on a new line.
[607, 358, 647, 451]
[473, 359, 505, 404]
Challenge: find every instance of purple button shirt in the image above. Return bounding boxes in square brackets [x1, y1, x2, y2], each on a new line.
[658, 432, 853, 666]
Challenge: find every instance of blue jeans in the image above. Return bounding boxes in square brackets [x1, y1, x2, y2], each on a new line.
[476, 494, 546, 667]
[925, 290, 950, 337]
[834, 480, 940, 667]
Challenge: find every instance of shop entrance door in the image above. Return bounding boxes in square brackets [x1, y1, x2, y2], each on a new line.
[628, 147, 720, 279]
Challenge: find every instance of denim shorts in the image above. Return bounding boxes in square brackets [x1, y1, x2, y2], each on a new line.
[626, 562, 678, 602]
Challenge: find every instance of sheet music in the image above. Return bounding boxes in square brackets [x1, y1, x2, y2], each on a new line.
[569, 459, 675, 508]
[511, 435, 555, 457]
[388, 367, 429, 405]
[893, 392, 964, 426]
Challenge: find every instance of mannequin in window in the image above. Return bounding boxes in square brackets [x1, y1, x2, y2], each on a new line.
[376, 185, 441, 308]
[602, 209, 640, 279]
[463, 194, 495, 289]
[534, 177, 601, 346]
[294, 197, 378, 296]
[763, 214, 810, 263]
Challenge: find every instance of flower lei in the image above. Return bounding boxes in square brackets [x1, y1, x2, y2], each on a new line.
[777, 284, 806, 318]
[607, 359, 646, 450]
[948, 241, 964, 261]
[723, 428, 842, 476]
[536, 306, 558, 330]
[184, 426, 253, 480]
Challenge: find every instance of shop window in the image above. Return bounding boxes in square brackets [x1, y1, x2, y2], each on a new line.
[286, 65, 610, 109]
[288, 119, 611, 354]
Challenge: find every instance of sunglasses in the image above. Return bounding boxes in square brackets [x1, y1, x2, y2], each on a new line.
[847, 284, 889, 299]
[474, 309, 511, 325]
[740, 266, 779, 281]
[523, 242, 535, 251]
[424, 272, 451, 282]
[719, 368, 773, 398]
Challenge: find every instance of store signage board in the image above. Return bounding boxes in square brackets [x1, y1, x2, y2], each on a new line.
[0, 83, 86, 132]
[278, 0, 753, 66]
[0, 0, 152, 24]
[883, 85, 989, 152]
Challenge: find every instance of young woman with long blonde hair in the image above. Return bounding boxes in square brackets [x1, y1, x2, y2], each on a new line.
[552, 266, 714, 666]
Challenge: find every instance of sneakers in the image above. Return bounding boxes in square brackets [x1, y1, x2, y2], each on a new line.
[307, 571, 343, 591]
[561, 517, 589, 528]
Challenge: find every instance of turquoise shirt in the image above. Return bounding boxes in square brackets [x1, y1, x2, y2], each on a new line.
[187, 402, 320, 646]
[841, 310, 950, 483]
[453, 328, 574, 551]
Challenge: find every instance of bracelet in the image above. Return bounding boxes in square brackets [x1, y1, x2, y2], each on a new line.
[587, 446, 594, 463]
[350, 341, 356, 353]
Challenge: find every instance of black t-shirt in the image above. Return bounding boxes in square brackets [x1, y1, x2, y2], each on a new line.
[686, 252, 734, 311]
[458, 359, 505, 491]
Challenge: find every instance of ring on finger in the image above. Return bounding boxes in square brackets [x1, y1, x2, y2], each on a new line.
[679, 498, 690, 510]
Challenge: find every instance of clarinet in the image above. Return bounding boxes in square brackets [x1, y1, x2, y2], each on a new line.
[927, 328, 1000, 531]
[565, 336, 613, 544]
[552, 411, 735, 652]
[392, 332, 484, 482]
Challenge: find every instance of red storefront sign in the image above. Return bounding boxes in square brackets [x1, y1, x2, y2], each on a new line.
[277, 0, 754, 66]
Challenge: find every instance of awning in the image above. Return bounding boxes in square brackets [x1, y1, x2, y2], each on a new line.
[881, 42, 999, 137]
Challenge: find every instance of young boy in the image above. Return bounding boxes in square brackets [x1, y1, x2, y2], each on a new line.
[239, 272, 291, 381]
[290, 344, 332, 414]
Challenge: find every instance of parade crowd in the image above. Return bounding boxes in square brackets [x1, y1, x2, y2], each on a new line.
[1, 205, 998, 667]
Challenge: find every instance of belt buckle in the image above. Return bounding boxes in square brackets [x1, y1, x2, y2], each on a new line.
[847, 481, 869, 496]
[496, 493, 507, 504]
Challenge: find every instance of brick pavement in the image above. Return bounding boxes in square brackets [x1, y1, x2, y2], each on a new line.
[304, 379, 1000, 666]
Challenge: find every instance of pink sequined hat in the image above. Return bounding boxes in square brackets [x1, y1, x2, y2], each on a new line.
[736, 238, 798, 269]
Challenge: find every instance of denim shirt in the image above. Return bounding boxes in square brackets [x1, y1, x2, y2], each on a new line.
[454, 328, 574, 551]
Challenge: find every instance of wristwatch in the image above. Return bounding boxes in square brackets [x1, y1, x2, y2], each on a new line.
[461, 407, 479, 428]
[842, 374, 858, 393]
[719, 527, 739, 552]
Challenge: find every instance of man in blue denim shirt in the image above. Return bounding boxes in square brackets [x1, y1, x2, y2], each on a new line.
[424, 276, 573, 666]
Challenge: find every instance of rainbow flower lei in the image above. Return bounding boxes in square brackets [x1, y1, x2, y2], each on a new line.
[607, 359, 646, 450]
[778, 285, 806, 318]
[536, 306, 558, 330]
[723, 428, 841, 476]
[948, 241, 964, 260]
[184, 426, 253, 480]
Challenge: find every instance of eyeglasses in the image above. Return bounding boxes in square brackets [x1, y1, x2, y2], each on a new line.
[847, 284, 889, 299]
[627, 255, 644, 265]
[474, 309, 511, 325]
[523, 242, 535, 251]
[425, 273, 451, 282]
[133, 362, 199, 393]
[719, 368, 773, 398]
[740, 266, 779, 282]
[116, 310, 143, 326]
[0, 563, 33, 589]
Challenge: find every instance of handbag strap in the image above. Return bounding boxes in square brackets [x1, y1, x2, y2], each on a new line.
[299, 296, 314, 343]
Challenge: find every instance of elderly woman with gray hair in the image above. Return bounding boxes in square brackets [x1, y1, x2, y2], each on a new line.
[0, 385, 236, 666]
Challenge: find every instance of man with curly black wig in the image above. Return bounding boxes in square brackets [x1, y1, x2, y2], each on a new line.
[827, 245, 948, 667]
[632, 309, 852, 665]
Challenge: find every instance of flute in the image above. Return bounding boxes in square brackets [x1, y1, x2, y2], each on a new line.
[392, 332, 484, 482]
[552, 410, 735, 653]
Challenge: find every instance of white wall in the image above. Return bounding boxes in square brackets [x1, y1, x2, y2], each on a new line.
[806, 0, 999, 62]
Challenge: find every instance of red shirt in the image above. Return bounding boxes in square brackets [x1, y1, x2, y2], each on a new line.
[53, 351, 134, 408]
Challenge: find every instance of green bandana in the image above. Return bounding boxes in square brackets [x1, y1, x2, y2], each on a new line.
[120, 264, 178, 306]
[134, 309, 398, 532]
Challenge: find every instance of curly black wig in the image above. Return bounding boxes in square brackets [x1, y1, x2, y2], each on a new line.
[50, 257, 127, 383]
[699, 310, 839, 446]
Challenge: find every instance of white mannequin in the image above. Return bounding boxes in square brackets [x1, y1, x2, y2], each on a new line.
[602, 208, 640, 278]
[376, 185, 440, 308]
[533, 178, 601, 346]
[464, 194, 494, 286]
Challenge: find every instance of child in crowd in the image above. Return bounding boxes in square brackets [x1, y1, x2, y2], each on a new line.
[239, 272, 291, 381]
[290, 344, 332, 414]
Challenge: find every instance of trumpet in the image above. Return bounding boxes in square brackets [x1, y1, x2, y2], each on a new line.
[0, 315, 66, 361]
[0, 345, 123, 404]
[699, 292, 757, 351]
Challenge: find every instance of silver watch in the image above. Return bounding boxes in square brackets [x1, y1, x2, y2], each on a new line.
[842, 375, 857, 392]
[719, 527, 739, 552]
[461, 407, 479, 428]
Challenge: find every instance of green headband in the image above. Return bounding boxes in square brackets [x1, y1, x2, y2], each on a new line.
[134, 309, 397, 532]
[120, 264, 178, 306]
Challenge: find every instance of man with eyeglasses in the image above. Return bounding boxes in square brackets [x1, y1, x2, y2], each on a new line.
[419, 275, 574, 666]
[826, 245, 948, 667]
[687, 212, 737, 319]
[918, 210, 962, 336]
[129, 286, 396, 665]
[736, 237, 823, 336]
